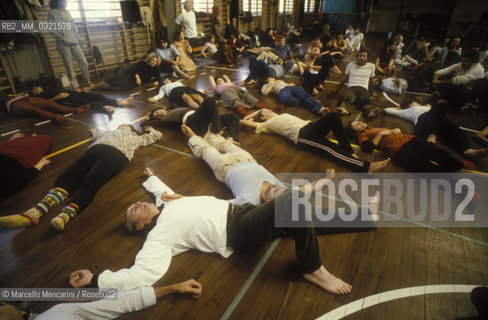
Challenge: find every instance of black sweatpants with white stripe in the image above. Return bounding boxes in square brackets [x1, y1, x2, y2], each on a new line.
[296, 112, 370, 172]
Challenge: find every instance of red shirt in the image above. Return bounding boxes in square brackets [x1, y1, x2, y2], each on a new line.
[358, 128, 413, 156]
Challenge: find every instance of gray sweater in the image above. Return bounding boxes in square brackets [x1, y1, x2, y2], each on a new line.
[90, 128, 162, 161]
[47, 8, 80, 45]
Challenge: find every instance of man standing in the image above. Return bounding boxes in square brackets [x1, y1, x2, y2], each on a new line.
[175, 0, 197, 44]
[334, 49, 380, 119]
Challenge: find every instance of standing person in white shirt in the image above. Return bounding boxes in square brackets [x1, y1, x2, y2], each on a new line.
[334, 49, 380, 119]
[175, 0, 198, 43]
[69, 170, 359, 296]
[348, 27, 367, 52]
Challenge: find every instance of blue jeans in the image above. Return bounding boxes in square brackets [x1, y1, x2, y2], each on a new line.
[278, 86, 322, 113]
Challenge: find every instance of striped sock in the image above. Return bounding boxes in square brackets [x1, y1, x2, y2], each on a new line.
[36, 187, 69, 215]
[61, 203, 79, 219]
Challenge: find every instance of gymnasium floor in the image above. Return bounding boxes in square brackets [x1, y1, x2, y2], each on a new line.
[0, 49, 487, 319]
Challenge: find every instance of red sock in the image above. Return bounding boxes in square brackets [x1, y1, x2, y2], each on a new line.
[235, 105, 247, 118]
[254, 101, 268, 109]
[461, 159, 476, 170]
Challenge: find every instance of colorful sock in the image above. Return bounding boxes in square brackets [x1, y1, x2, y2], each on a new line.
[235, 105, 247, 118]
[36, 187, 69, 215]
[51, 203, 79, 232]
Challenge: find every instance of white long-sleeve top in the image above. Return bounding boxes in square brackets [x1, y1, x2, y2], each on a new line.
[35, 287, 156, 320]
[434, 62, 484, 85]
[98, 185, 233, 291]
[150, 81, 185, 101]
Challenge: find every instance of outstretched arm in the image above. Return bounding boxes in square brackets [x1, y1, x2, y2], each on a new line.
[208, 75, 217, 90]
[240, 119, 258, 129]
[223, 74, 232, 83]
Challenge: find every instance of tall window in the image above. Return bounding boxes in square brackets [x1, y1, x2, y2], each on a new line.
[66, 0, 121, 21]
[242, 0, 262, 16]
[279, 0, 293, 14]
[304, 0, 315, 13]
[188, 0, 214, 13]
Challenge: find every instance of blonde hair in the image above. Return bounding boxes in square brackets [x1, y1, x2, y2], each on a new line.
[146, 52, 161, 66]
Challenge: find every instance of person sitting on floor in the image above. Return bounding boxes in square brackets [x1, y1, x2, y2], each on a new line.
[242, 55, 294, 85]
[30, 86, 133, 114]
[201, 35, 219, 59]
[333, 33, 348, 53]
[208, 74, 277, 118]
[333, 49, 381, 119]
[374, 38, 397, 75]
[91, 53, 160, 91]
[0, 133, 52, 200]
[147, 78, 206, 109]
[240, 109, 390, 172]
[173, 30, 196, 72]
[141, 98, 240, 142]
[0, 125, 162, 231]
[156, 37, 189, 79]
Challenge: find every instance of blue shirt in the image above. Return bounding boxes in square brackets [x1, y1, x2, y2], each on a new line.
[157, 45, 179, 61]
[379, 77, 408, 95]
[274, 44, 292, 59]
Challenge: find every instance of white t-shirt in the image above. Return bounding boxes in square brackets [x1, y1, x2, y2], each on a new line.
[345, 62, 375, 90]
[349, 32, 364, 51]
[255, 113, 309, 143]
[175, 10, 197, 38]
[202, 42, 218, 55]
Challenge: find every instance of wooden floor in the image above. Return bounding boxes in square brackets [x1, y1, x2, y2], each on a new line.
[1, 45, 487, 319]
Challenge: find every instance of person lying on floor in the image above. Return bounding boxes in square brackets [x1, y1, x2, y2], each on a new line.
[240, 109, 390, 173]
[242, 55, 294, 85]
[141, 98, 240, 142]
[293, 53, 339, 96]
[0, 279, 201, 320]
[346, 120, 476, 172]
[0, 132, 52, 200]
[208, 74, 278, 118]
[383, 100, 488, 159]
[0, 124, 162, 231]
[90, 53, 160, 92]
[260, 77, 329, 115]
[147, 78, 206, 109]
[30, 86, 134, 114]
[0, 93, 89, 124]
[68, 170, 383, 295]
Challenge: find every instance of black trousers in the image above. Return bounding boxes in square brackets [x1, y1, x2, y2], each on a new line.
[296, 113, 370, 172]
[392, 138, 463, 172]
[439, 83, 470, 109]
[54, 145, 128, 211]
[59, 91, 117, 111]
[227, 191, 323, 274]
[415, 102, 471, 155]
[185, 98, 240, 141]
[0, 155, 39, 200]
[301, 54, 334, 94]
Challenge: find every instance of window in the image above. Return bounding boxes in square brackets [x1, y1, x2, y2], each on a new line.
[242, 0, 262, 16]
[187, 0, 214, 13]
[66, 0, 121, 21]
[279, 0, 293, 14]
[304, 0, 315, 13]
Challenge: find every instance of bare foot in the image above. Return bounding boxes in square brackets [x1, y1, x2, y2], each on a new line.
[367, 107, 381, 119]
[325, 168, 335, 180]
[181, 124, 196, 138]
[303, 266, 352, 295]
[103, 106, 114, 114]
[10, 132, 25, 140]
[427, 134, 436, 143]
[317, 107, 329, 115]
[335, 107, 350, 116]
[245, 79, 256, 85]
[34, 158, 51, 171]
[55, 116, 66, 124]
[312, 88, 319, 96]
[464, 148, 488, 159]
[147, 97, 156, 103]
[76, 104, 91, 114]
[367, 191, 381, 223]
[116, 96, 134, 106]
[144, 167, 155, 177]
[368, 158, 390, 173]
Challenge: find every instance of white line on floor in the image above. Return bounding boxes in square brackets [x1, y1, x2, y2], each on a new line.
[146, 87, 157, 91]
[1, 129, 20, 136]
[129, 92, 139, 96]
[35, 120, 51, 126]
[64, 113, 74, 117]
[316, 284, 486, 320]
